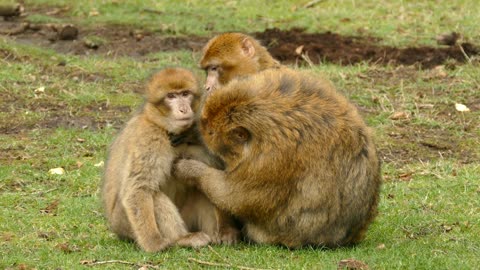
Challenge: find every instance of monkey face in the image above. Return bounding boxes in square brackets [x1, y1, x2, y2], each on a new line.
[144, 68, 201, 134]
[200, 33, 259, 93]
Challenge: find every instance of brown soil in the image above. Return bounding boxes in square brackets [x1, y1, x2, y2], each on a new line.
[255, 28, 479, 68]
[1, 18, 478, 68]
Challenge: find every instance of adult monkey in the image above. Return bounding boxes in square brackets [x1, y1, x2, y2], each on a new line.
[174, 68, 382, 248]
[200, 32, 282, 92]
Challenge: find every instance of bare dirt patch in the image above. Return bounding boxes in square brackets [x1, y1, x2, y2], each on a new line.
[0, 88, 132, 135]
[2, 13, 479, 68]
[255, 28, 479, 68]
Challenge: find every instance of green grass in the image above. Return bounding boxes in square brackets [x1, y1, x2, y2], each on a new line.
[1, 0, 480, 269]
[23, 0, 480, 45]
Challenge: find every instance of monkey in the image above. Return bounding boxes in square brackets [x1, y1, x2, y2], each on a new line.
[101, 67, 237, 252]
[174, 68, 382, 248]
[199, 32, 282, 92]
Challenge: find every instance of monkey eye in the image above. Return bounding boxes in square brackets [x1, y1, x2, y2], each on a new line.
[230, 127, 250, 143]
[210, 66, 219, 72]
[166, 93, 176, 99]
[181, 91, 190, 97]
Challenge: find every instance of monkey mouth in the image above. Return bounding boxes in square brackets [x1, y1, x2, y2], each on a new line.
[177, 117, 193, 122]
[176, 118, 194, 126]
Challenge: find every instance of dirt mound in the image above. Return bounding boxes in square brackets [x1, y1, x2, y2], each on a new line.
[2, 15, 479, 68]
[255, 28, 479, 68]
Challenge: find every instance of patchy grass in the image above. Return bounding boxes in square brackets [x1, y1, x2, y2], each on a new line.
[24, 0, 480, 46]
[1, 0, 479, 269]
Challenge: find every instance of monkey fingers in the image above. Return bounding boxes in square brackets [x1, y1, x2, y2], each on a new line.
[173, 159, 209, 182]
[216, 227, 241, 245]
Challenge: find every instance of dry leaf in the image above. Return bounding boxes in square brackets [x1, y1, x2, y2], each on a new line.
[376, 243, 386, 249]
[455, 103, 470, 112]
[89, 9, 100, 16]
[94, 161, 104, 167]
[56, 242, 80, 253]
[338, 258, 369, 270]
[41, 199, 59, 214]
[295, 45, 304, 55]
[2, 232, 15, 242]
[48, 167, 65, 175]
[34, 86, 45, 94]
[417, 104, 434, 109]
[399, 172, 413, 181]
[80, 259, 96, 265]
[390, 111, 409, 120]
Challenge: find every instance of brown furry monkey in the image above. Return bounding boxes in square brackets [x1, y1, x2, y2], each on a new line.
[174, 68, 381, 248]
[102, 67, 236, 252]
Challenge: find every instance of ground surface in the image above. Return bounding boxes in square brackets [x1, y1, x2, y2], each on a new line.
[2, 13, 479, 166]
[1, 1, 479, 270]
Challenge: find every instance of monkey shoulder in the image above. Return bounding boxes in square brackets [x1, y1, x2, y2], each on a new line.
[111, 116, 176, 189]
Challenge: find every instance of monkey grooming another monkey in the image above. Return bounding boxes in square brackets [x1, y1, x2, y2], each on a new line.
[174, 68, 382, 248]
[200, 32, 282, 92]
[102, 67, 235, 252]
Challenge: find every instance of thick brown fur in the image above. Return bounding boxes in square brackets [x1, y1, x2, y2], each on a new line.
[200, 32, 281, 90]
[174, 68, 382, 248]
[102, 68, 237, 252]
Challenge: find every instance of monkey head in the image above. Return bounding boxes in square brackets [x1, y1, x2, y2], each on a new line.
[200, 33, 279, 93]
[144, 68, 201, 134]
[199, 69, 308, 177]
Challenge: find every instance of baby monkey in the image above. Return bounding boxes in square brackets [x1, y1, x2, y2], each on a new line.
[101, 68, 235, 252]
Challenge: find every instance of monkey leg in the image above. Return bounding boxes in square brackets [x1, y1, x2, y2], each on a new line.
[178, 187, 239, 245]
[151, 191, 211, 249]
[123, 189, 188, 252]
[109, 199, 135, 241]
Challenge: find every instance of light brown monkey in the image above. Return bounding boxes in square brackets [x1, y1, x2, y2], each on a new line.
[200, 32, 281, 92]
[102, 67, 235, 252]
[174, 68, 382, 248]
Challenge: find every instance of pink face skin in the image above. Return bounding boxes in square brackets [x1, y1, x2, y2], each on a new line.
[204, 66, 220, 93]
[165, 90, 195, 129]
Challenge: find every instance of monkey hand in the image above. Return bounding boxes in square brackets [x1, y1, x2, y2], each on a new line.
[173, 158, 209, 185]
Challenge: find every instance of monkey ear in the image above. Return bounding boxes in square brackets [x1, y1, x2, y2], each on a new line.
[230, 127, 250, 143]
[241, 38, 256, 58]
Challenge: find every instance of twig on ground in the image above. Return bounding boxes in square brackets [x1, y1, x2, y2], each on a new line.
[303, 0, 324, 8]
[0, 22, 29, 35]
[81, 259, 160, 269]
[142, 8, 164, 15]
[458, 43, 472, 63]
[188, 257, 275, 270]
[300, 52, 315, 68]
[208, 245, 230, 263]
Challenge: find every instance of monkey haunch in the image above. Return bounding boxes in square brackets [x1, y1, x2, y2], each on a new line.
[175, 68, 381, 248]
[102, 68, 236, 252]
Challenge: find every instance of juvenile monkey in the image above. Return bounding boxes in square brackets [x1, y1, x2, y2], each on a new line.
[200, 32, 281, 92]
[174, 68, 382, 248]
[102, 68, 233, 252]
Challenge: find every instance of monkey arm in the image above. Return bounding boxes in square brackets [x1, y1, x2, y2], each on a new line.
[174, 159, 234, 211]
